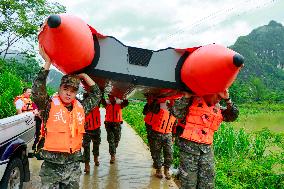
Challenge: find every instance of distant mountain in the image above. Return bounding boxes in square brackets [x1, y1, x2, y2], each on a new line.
[0, 50, 28, 62]
[47, 69, 63, 89]
[230, 20, 284, 91]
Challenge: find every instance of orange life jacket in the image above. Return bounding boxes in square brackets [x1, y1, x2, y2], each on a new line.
[144, 111, 154, 125]
[144, 102, 176, 134]
[43, 96, 85, 153]
[180, 97, 223, 145]
[85, 107, 101, 130]
[105, 103, 123, 123]
[14, 95, 34, 112]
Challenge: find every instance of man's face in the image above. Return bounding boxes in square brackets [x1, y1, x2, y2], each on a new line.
[24, 89, 32, 98]
[58, 85, 78, 105]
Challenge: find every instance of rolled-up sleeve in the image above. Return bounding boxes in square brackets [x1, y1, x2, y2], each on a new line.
[82, 84, 101, 115]
[32, 68, 50, 111]
[169, 97, 191, 119]
[222, 103, 239, 122]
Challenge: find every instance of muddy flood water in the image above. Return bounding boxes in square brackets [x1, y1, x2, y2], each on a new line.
[23, 109, 178, 189]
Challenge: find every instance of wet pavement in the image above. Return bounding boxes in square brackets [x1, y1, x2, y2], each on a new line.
[24, 109, 178, 189]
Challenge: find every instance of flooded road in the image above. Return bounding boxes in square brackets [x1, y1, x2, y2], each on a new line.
[24, 109, 178, 189]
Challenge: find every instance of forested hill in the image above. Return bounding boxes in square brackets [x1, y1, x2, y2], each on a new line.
[230, 20, 284, 93]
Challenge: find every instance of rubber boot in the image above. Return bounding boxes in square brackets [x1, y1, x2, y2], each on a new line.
[164, 167, 171, 180]
[155, 168, 163, 179]
[110, 155, 115, 164]
[94, 156, 100, 166]
[84, 162, 90, 173]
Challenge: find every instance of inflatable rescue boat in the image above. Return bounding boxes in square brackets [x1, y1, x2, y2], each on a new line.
[38, 14, 244, 99]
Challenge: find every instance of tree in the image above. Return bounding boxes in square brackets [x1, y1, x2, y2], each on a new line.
[250, 77, 267, 102]
[0, 0, 66, 58]
[5, 57, 41, 83]
[0, 58, 23, 118]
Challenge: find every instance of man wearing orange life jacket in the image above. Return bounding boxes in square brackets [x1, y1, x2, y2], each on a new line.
[14, 87, 36, 114]
[32, 45, 101, 189]
[14, 87, 42, 152]
[101, 95, 128, 164]
[169, 90, 239, 189]
[143, 98, 176, 180]
[82, 92, 102, 172]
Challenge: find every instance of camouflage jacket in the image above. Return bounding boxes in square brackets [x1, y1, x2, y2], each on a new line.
[169, 96, 239, 154]
[32, 68, 101, 163]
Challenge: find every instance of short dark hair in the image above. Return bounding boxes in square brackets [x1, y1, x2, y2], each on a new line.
[23, 87, 31, 93]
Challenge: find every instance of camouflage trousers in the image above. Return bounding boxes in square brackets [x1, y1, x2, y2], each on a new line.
[145, 124, 154, 157]
[32, 116, 42, 150]
[147, 126, 173, 169]
[82, 127, 101, 162]
[105, 122, 122, 155]
[179, 140, 215, 189]
[39, 160, 81, 189]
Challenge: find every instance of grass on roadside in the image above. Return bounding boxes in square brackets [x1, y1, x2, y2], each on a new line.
[123, 101, 284, 189]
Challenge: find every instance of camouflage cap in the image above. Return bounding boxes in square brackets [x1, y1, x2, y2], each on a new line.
[60, 74, 80, 90]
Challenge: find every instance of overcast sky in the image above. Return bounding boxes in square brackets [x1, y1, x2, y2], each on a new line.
[50, 0, 284, 50]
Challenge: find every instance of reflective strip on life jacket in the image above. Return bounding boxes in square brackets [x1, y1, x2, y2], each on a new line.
[85, 107, 101, 130]
[180, 97, 223, 145]
[44, 96, 85, 153]
[105, 104, 123, 122]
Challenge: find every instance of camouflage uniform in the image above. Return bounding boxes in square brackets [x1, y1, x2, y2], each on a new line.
[39, 151, 82, 189]
[169, 96, 239, 189]
[32, 115, 42, 150]
[143, 103, 155, 159]
[143, 101, 173, 169]
[145, 123, 154, 159]
[102, 99, 128, 156]
[32, 68, 101, 189]
[105, 122, 122, 155]
[150, 129, 173, 169]
[82, 127, 101, 162]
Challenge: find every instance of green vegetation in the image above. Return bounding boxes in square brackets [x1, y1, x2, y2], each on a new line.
[0, 0, 64, 118]
[0, 59, 24, 118]
[123, 102, 284, 188]
[214, 125, 284, 188]
[0, 58, 56, 118]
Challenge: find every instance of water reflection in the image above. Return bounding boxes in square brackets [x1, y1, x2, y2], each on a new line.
[105, 163, 119, 189]
[25, 109, 178, 189]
